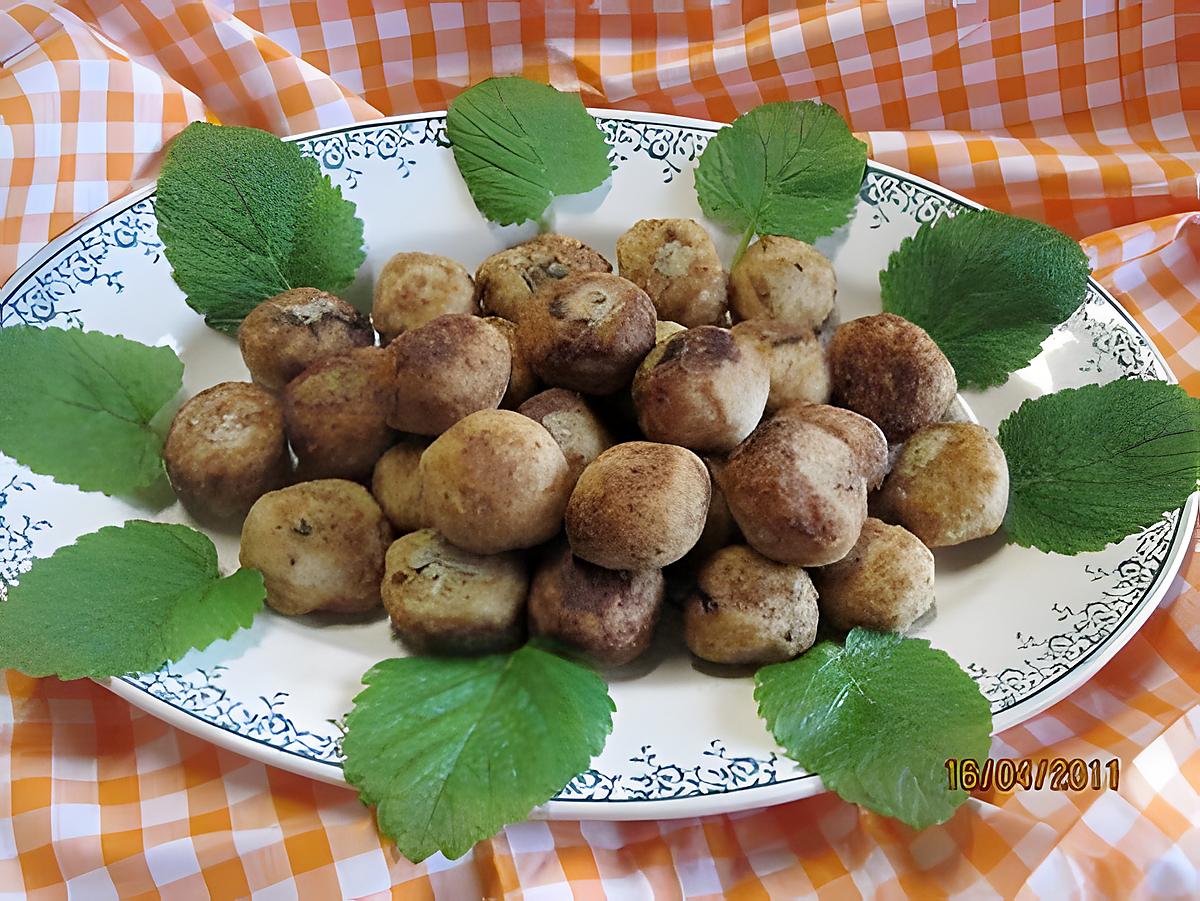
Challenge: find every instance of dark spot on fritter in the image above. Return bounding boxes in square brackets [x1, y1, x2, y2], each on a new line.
[768, 331, 809, 348]
[656, 326, 739, 369]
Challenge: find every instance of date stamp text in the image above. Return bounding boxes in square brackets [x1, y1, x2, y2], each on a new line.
[945, 757, 1120, 792]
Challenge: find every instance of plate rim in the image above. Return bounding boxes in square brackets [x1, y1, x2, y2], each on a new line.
[6, 107, 1196, 822]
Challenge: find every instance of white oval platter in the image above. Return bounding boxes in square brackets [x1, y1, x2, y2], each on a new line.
[1, 109, 1194, 822]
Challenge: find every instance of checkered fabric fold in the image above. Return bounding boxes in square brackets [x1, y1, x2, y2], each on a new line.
[2, 2, 1199, 897]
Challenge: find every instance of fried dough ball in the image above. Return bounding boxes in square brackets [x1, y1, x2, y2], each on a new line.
[632, 326, 769, 453]
[811, 518, 934, 632]
[239, 479, 392, 615]
[371, 438, 429, 533]
[164, 381, 291, 521]
[874, 422, 1009, 547]
[484, 316, 539, 408]
[828, 313, 956, 442]
[475, 234, 612, 323]
[616, 218, 728, 327]
[529, 544, 665, 665]
[420, 410, 572, 554]
[566, 442, 711, 570]
[382, 529, 527, 654]
[777, 403, 888, 489]
[517, 388, 614, 487]
[372, 252, 477, 345]
[283, 347, 395, 482]
[717, 416, 867, 566]
[730, 319, 830, 412]
[516, 272, 657, 395]
[684, 545, 819, 665]
[729, 236, 836, 330]
[655, 320, 686, 343]
[389, 314, 511, 435]
[237, 288, 374, 391]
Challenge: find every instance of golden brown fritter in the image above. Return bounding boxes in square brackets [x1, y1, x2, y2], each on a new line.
[372, 252, 477, 344]
[389, 313, 511, 435]
[811, 518, 934, 632]
[566, 441, 711, 570]
[730, 319, 830, 412]
[717, 416, 867, 566]
[238, 288, 373, 390]
[684, 545, 819, 665]
[828, 312, 957, 442]
[776, 403, 889, 490]
[729, 236, 835, 329]
[517, 388, 614, 488]
[484, 316, 540, 408]
[517, 272, 657, 395]
[632, 326, 769, 454]
[239, 479, 392, 615]
[370, 438, 429, 534]
[164, 381, 291, 522]
[475, 234, 611, 323]
[382, 529, 527, 654]
[420, 410, 572, 554]
[616, 218, 727, 326]
[529, 544, 664, 665]
[283, 346, 395, 481]
[873, 422, 1009, 547]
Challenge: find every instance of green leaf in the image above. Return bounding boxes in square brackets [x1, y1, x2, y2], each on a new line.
[694, 101, 867, 258]
[880, 209, 1090, 389]
[0, 521, 265, 680]
[998, 379, 1200, 554]
[755, 629, 992, 829]
[0, 327, 182, 495]
[446, 77, 612, 226]
[342, 643, 615, 862]
[155, 122, 365, 334]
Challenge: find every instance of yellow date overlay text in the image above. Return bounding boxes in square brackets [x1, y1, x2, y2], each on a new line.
[945, 757, 1120, 792]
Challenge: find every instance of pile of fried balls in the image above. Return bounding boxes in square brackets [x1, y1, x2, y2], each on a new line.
[164, 220, 1009, 667]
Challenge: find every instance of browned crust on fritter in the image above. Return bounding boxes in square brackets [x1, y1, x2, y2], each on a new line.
[565, 441, 711, 569]
[828, 313, 956, 442]
[717, 417, 867, 566]
[389, 313, 511, 435]
[475, 234, 612, 322]
[528, 544, 664, 665]
[283, 346, 395, 481]
[164, 381, 291, 521]
[517, 272, 656, 394]
[237, 288, 373, 390]
[776, 403, 889, 489]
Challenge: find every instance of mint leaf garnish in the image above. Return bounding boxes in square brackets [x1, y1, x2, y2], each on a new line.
[446, 77, 612, 226]
[342, 642, 614, 862]
[755, 629, 992, 829]
[0, 326, 182, 495]
[694, 101, 867, 262]
[880, 209, 1090, 389]
[999, 379, 1200, 554]
[0, 521, 264, 679]
[156, 122, 365, 334]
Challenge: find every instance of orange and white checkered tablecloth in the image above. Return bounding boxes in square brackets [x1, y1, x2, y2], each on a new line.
[2, 2, 1200, 897]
